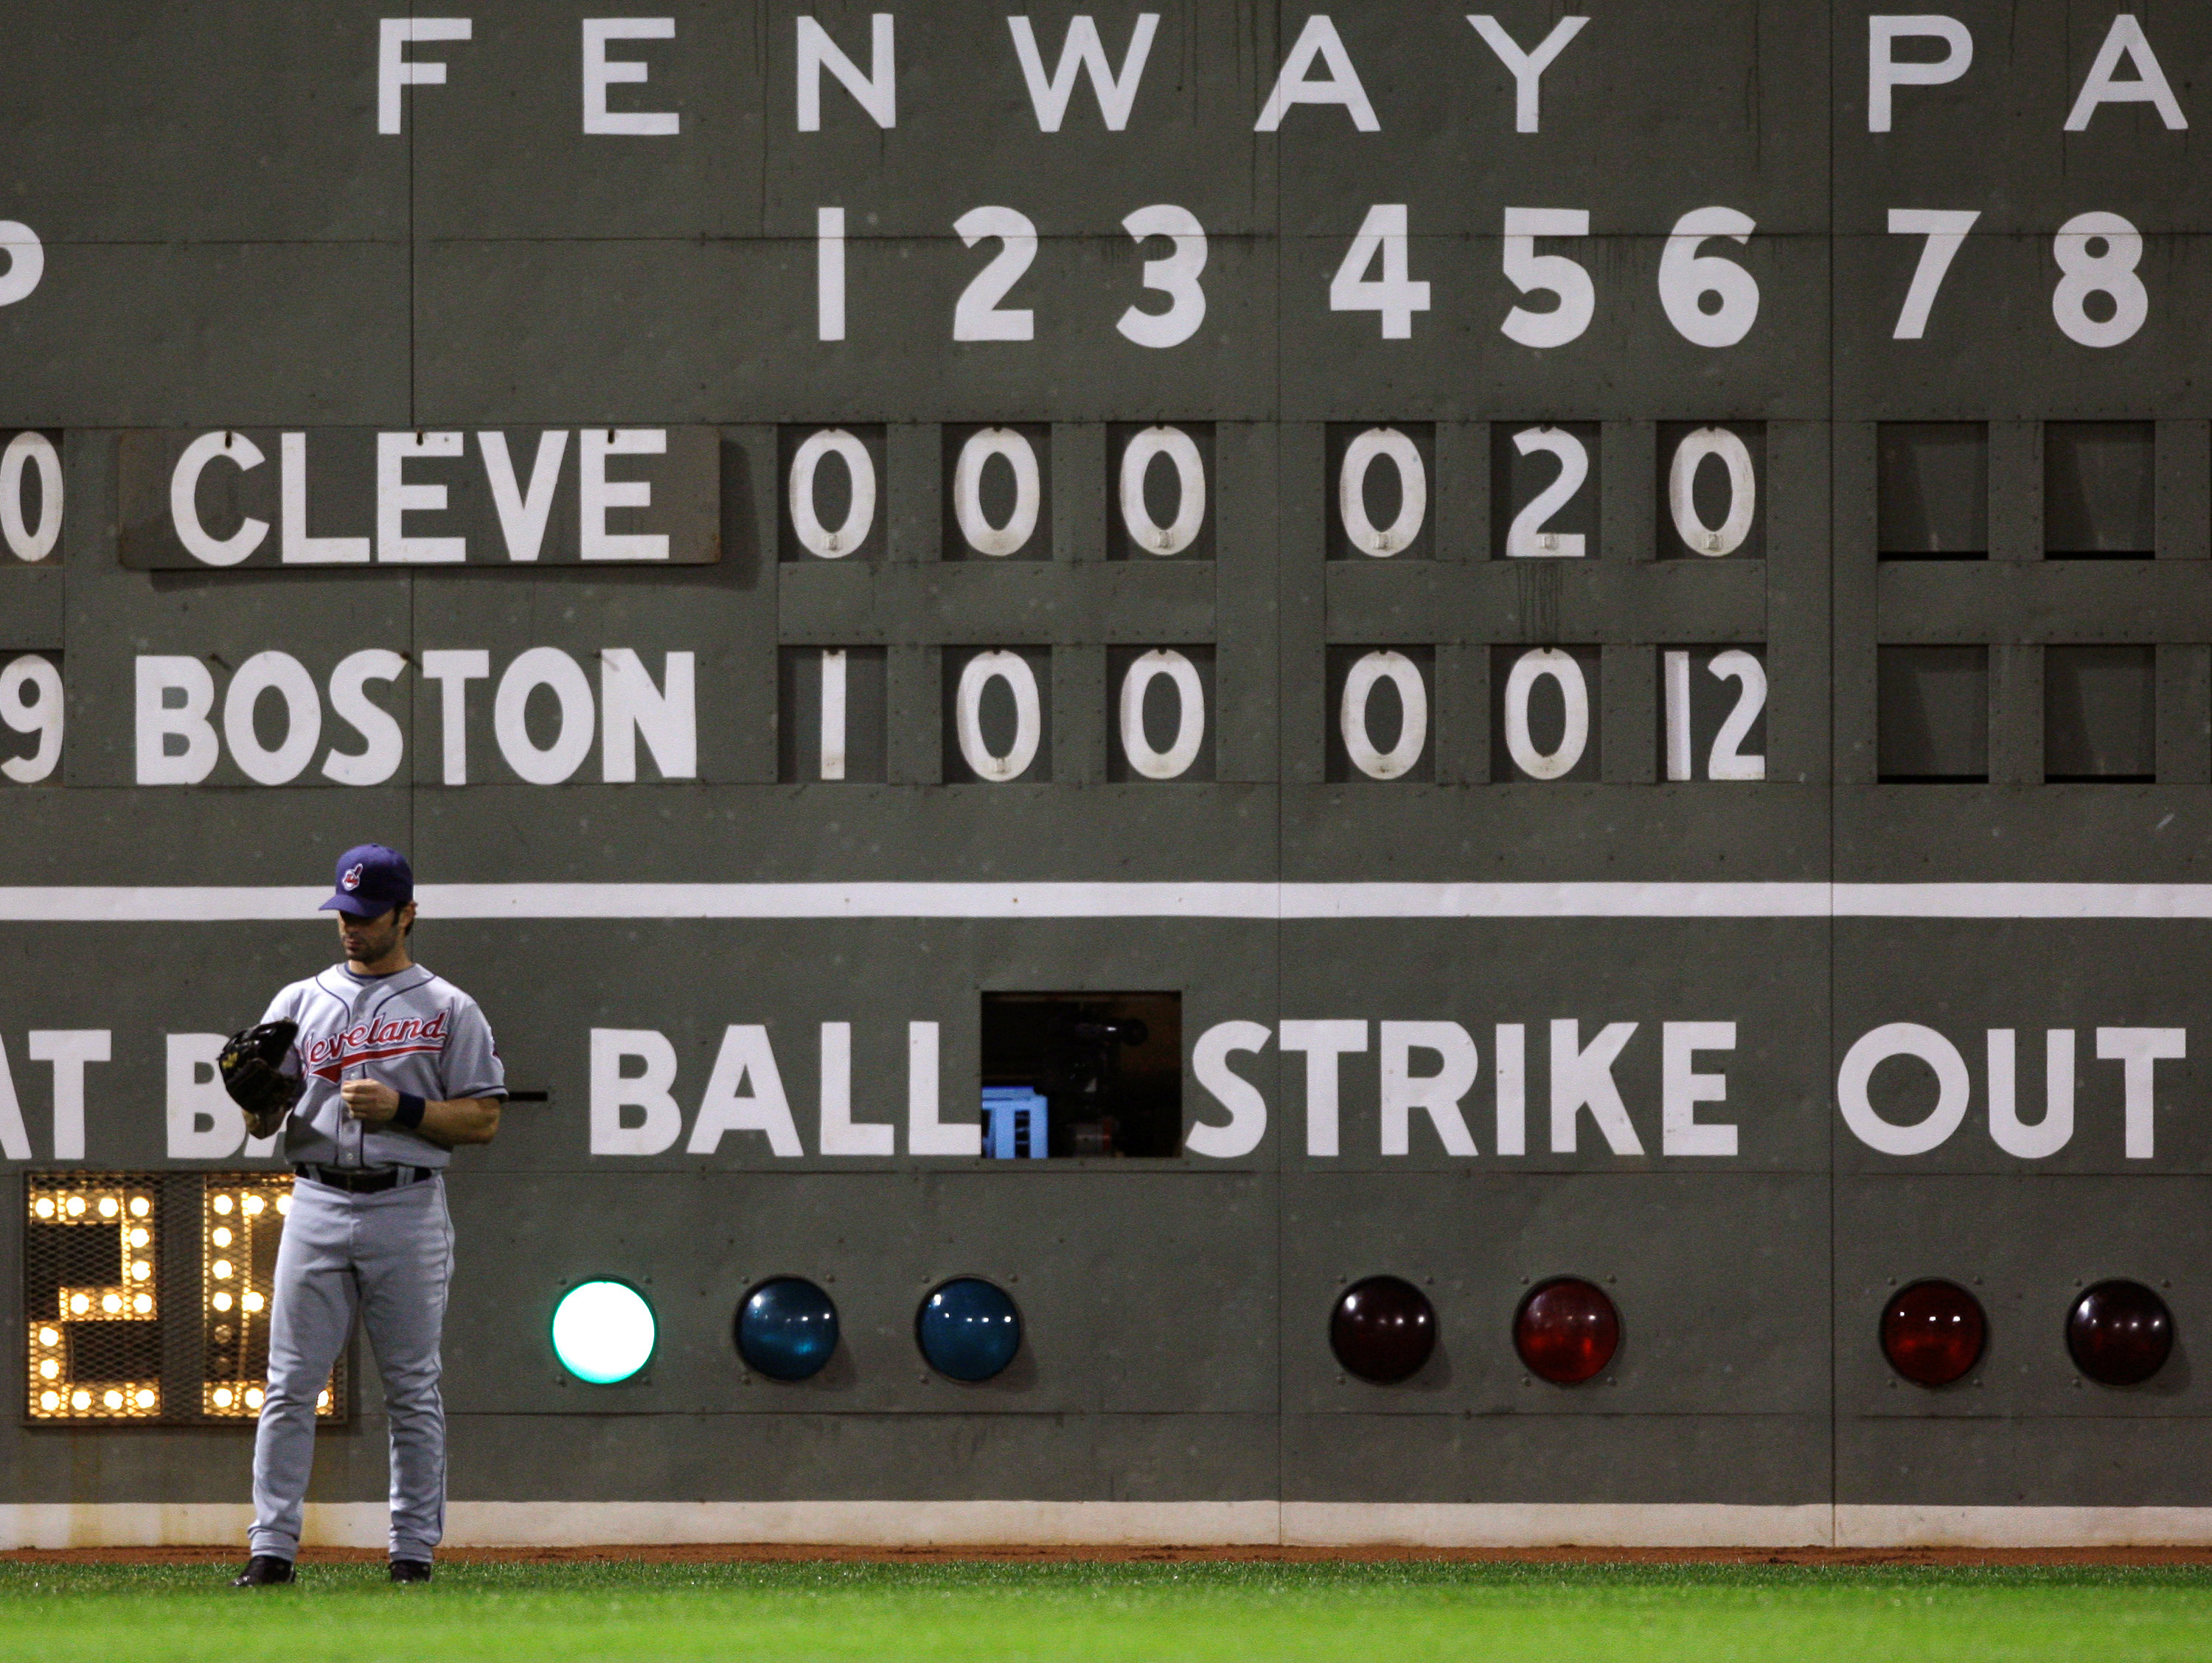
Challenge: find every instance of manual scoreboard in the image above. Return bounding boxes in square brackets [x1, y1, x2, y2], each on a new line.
[4, 2, 2212, 1546]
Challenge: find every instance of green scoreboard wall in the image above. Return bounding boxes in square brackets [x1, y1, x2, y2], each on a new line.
[4, 1, 2212, 1548]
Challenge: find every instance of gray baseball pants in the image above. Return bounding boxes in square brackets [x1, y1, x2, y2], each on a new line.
[250, 1174, 453, 1563]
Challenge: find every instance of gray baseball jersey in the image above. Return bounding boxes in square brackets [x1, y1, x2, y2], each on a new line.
[261, 964, 506, 1169]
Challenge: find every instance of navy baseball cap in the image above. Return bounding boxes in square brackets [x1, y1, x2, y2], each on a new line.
[319, 844, 414, 918]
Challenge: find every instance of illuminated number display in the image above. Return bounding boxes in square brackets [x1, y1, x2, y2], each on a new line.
[20, 1172, 345, 1425]
[24, 1176, 161, 1420]
[201, 1176, 341, 1419]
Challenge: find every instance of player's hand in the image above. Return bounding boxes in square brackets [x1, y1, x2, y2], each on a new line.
[341, 1080, 401, 1123]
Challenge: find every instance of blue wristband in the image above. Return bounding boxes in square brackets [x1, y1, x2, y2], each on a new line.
[394, 1093, 426, 1130]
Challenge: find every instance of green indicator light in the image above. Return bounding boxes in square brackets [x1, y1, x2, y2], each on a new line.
[551, 1280, 655, 1384]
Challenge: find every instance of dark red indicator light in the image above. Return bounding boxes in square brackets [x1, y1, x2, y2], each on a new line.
[1880, 1280, 1986, 1387]
[1512, 1277, 1619, 1385]
[2067, 1280, 2174, 1387]
[1329, 1276, 1437, 1384]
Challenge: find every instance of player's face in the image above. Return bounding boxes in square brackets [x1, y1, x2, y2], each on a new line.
[338, 904, 412, 967]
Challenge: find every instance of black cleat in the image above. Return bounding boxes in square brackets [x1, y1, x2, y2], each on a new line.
[232, 1555, 295, 1587]
[389, 1558, 433, 1583]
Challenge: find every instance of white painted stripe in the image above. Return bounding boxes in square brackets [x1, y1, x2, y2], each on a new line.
[0, 882, 2209, 923]
[10, 1500, 2212, 1550]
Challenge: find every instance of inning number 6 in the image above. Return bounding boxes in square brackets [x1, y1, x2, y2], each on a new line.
[1658, 207, 1759, 348]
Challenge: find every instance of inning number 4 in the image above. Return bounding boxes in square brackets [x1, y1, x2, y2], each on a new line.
[1330, 205, 1430, 339]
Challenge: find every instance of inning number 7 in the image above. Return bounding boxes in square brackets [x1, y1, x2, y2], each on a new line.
[1888, 209, 1981, 340]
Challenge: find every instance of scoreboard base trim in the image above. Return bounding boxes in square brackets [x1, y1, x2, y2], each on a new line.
[10, 1502, 2212, 1551]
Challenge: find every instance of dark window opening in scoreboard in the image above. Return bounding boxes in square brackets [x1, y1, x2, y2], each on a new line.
[1328, 645, 1435, 783]
[1878, 646, 1989, 782]
[1657, 423, 1764, 559]
[980, 993, 1183, 1158]
[1492, 422, 1600, 560]
[1110, 424, 1214, 560]
[2045, 646, 2155, 782]
[778, 646, 888, 783]
[1878, 424, 1986, 559]
[1329, 423, 1433, 559]
[2045, 423, 2154, 558]
[942, 425, 1052, 561]
[779, 425, 887, 563]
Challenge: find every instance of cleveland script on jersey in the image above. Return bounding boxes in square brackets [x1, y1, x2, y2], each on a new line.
[261, 966, 507, 1168]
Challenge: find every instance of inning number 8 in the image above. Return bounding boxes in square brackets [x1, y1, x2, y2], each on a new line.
[2052, 212, 2147, 349]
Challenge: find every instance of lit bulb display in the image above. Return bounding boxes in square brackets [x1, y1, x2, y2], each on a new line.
[24, 1173, 337, 1425]
[26, 1179, 163, 1421]
[199, 1174, 343, 1422]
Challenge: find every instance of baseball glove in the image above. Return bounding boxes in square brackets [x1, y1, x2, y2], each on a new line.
[219, 1020, 301, 1140]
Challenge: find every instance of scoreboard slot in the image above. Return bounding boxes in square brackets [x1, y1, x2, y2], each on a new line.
[1879, 646, 1991, 784]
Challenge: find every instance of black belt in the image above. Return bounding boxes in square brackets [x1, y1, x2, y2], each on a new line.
[293, 1164, 434, 1193]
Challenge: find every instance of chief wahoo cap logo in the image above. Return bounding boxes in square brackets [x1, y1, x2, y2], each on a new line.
[341, 863, 364, 892]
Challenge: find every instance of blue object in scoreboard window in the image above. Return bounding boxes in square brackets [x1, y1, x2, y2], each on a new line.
[983, 1087, 1048, 1160]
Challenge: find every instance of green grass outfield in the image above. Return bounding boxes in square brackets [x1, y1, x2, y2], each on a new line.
[2, 1558, 2210, 1663]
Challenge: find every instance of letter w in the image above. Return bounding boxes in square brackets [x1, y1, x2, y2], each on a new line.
[1007, 14, 1158, 131]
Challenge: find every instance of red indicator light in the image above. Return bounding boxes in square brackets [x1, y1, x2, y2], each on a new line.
[1880, 1280, 1986, 1387]
[1512, 1277, 1619, 1385]
[2067, 1280, 2173, 1387]
[1329, 1275, 1436, 1384]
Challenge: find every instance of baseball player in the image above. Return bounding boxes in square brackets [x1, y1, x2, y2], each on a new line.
[222, 844, 505, 1587]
